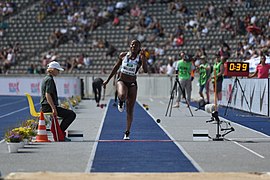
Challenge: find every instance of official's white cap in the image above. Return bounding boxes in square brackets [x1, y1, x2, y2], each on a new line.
[47, 61, 64, 71]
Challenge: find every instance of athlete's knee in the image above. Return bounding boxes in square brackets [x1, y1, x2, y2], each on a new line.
[118, 94, 126, 101]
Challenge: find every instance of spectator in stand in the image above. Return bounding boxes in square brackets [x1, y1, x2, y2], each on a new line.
[130, 4, 141, 17]
[144, 14, 153, 28]
[115, 1, 128, 15]
[235, 41, 245, 60]
[260, 35, 270, 53]
[106, 43, 117, 57]
[220, 17, 234, 32]
[48, 29, 66, 48]
[185, 17, 199, 34]
[167, 0, 183, 14]
[83, 54, 92, 67]
[138, 14, 147, 32]
[65, 56, 75, 73]
[112, 14, 120, 26]
[172, 24, 184, 38]
[0, 47, 7, 62]
[27, 63, 39, 74]
[1, 2, 15, 16]
[137, 31, 146, 43]
[154, 43, 165, 56]
[249, 54, 270, 78]
[234, 17, 246, 36]
[91, 37, 99, 48]
[125, 17, 135, 32]
[218, 41, 231, 62]
[75, 54, 84, 70]
[176, 2, 189, 19]
[147, 20, 164, 42]
[200, 25, 209, 37]
[172, 34, 184, 46]
[166, 56, 176, 77]
[1, 47, 14, 74]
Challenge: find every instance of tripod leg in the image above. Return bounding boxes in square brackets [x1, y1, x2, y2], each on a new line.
[176, 79, 193, 116]
[236, 78, 252, 115]
[165, 79, 177, 117]
[224, 78, 237, 116]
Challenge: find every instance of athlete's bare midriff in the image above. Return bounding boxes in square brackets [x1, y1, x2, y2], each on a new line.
[119, 72, 137, 82]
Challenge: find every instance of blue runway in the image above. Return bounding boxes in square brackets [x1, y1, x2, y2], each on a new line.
[91, 100, 199, 172]
[218, 107, 270, 136]
[0, 95, 37, 139]
[191, 102, 270, 136]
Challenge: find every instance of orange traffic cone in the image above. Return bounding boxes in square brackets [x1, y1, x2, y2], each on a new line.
[35, 111, 51, 142]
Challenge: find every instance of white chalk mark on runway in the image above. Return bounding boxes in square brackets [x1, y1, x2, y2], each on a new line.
[159, 101, 165, 104]
[233, 141, 265, 159]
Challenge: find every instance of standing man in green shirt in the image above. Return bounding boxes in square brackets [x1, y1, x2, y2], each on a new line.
[173, 53, 195, 108]
[40, 61, 76, 141]
[206, 54, 224, 105]
[197, 56, 211, 102]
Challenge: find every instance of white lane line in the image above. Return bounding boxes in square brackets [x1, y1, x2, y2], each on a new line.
[0, 99, 26, 108]
[232, 140, 265, 159]
[144, 107, 204, 172]
[85, 100, 108, 172]
[159, 101, 165, 105]
[0, 107, 29, 119]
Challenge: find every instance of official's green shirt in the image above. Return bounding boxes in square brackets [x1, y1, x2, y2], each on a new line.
[177, 60, 192, 80]
[40, 75, 58, 107]
[212, 61, 223, 82]
[199, 63, 209, 86]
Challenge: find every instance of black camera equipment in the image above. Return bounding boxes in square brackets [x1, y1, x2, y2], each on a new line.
[195, 98, 206, 111]
[224, 77, 252, 116]
[206, 110, 235, 141]
[223, 62, 252, 116]
[165, 75, 193, 117]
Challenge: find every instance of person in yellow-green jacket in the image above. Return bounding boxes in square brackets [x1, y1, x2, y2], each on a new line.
[173, 53, 195, 108]
[206, 54, 224, 104]
[197, 56, 211, 102]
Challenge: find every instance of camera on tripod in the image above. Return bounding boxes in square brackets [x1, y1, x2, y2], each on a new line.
[205, 104, 235, 140]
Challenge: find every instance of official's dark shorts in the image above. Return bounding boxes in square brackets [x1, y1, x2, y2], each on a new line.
[199, 84, 206, 93]
[216, 78, 223, 93]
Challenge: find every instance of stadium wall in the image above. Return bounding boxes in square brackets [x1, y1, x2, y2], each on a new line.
[1, 75, 268, 116]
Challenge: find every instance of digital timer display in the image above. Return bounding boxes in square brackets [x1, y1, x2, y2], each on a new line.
[224, 62, 249, 77]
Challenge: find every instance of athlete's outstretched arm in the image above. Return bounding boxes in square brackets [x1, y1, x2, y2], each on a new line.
[103, 52, 126, 88]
